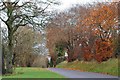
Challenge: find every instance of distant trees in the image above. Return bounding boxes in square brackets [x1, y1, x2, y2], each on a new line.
[46, 26, 66, 66]
[46, 2, 119, 64]
[32, 55, 48, 68]
[13, 26, 40, 67]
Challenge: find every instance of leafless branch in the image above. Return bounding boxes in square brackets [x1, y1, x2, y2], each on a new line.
[0, 17, 6, 23]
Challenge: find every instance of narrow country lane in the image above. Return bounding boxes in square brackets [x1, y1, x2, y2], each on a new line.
[48, 68, 118, 79]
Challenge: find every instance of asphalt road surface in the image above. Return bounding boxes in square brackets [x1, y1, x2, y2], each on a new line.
[48, 68, 118, 80]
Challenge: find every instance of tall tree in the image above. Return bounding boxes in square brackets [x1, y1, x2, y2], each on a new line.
[0, 0, 58, 73]
[82, 3, 118, 62]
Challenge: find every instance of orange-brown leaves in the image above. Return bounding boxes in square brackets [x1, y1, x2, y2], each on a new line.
[83, 3, 117, 37]
[82, 46, 94, 61]
[83, 53, 94, 61]
[95, 39, 113, 62]
[46, 2, 118, 63]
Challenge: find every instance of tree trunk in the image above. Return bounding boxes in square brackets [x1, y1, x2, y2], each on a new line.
[6, 33, 13, 74]
[2, 55, 5, 75]
[0, 46, 2, 75]
[6, 52, 13, 74]
[2, 45, 6, 75]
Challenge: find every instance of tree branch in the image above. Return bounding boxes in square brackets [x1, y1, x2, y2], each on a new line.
[0, 6, 6, 11]
[39, 3, 50, 13]
[15, 2, 31, 9]
[0, 17, 6, 23]
[12, 18, 26, 34]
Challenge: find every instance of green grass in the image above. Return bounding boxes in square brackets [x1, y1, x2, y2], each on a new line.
[2, 67, 65, 78]
[57, 58, 119, 76]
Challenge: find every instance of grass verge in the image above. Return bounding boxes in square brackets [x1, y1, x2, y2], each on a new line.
[56, 58, 118, 76]
[2, 67, 65, 78]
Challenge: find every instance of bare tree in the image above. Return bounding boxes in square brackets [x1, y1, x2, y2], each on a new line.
[0, 0, 58, 73]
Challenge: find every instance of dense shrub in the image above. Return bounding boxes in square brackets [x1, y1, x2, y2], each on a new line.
[94, 39, 113, 62]
[32, 56, 48, 68]
[83, 53, 94, 61]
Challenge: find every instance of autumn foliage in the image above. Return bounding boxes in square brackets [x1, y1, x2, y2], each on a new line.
[94, 39, 114, 62]
[46, 2, 119, 63]
[82, 46, 94, 61]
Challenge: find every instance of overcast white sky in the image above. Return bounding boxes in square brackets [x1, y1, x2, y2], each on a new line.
[53, 0, 104, 10]
[2, 0, 107, 11]
[58, 0, 98, 9]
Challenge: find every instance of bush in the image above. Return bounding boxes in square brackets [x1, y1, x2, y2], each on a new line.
[32, 56, 48, 68]
[95, 39, 113, 62]
[83, 53, 94, 61]
[56, 56, 65, 65]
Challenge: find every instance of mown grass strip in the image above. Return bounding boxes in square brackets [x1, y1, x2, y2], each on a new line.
[57, 58, 118, 76]
[2, 67, 65, 78]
